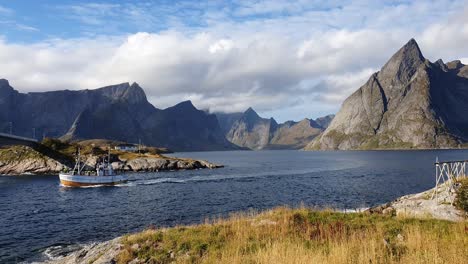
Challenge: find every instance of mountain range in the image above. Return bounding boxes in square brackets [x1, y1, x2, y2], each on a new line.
[217, 108, 333, 150]
[0, 80, 330, 151]
[306, 39, 468, 150]
[0, 81, 237, 151]
[2, 38, 465, 152]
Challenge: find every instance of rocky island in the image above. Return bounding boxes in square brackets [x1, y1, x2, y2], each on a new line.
[0, 138, 222, 175]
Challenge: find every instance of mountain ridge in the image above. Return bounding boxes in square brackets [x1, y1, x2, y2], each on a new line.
[306, 39, 468, 150]
[0, 81, 237, 151]
[218, 108, 333, 150]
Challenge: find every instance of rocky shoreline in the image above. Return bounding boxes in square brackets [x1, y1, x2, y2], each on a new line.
[40, 183, 466, 264]
[366, 182, 466, 221]
[0, 145, 222, 175]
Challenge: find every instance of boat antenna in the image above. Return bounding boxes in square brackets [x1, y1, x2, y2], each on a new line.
[77, 147, 82, 175]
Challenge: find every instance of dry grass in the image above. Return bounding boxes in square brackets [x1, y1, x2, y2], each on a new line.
[41, 137, 174, 161]
[117, 207, 468, 264]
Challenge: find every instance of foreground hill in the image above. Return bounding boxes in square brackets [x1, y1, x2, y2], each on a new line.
[307, 39, 468, 150]
[45, 206, 466, 264]
[218, 108, 333, 150]
[0, 81, 237, 151]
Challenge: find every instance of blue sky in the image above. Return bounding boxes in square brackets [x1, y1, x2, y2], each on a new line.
[0, 0, 467, 122]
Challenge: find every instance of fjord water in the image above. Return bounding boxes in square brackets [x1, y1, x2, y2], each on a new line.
[1, 150, 467, 262]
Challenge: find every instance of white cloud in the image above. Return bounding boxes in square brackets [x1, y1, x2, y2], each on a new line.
[0, 5, 13, 15]
[0, 1, 467, 122]
[209, 39, 234, 54]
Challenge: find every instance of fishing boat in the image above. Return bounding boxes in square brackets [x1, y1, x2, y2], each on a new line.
[59, 148, 127, 187]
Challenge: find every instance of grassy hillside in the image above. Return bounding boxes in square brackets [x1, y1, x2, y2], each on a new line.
[42, 138, 171, 156]
[116, 207, 467, 264]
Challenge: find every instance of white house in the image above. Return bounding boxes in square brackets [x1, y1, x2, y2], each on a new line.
[114, 144, 138, 152]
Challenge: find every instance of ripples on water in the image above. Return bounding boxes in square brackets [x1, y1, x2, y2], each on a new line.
[0, 150, 467, 263]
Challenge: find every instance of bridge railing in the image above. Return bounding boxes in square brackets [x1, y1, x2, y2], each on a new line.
[0, 132, 38, 143]
[431, 159, 467, 204]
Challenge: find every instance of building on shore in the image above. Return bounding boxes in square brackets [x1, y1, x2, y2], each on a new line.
[114, 143, 138, 152]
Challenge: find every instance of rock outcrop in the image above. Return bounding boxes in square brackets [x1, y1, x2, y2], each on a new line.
[367, 182, 465, 222]
[221, 108, 331, 150]
[307, 39, 468, 150]
[0, 145, 222, 175]
[0, 146, 70, 175]
[42, 237, 122, 264]
[116, 157, 222, 172]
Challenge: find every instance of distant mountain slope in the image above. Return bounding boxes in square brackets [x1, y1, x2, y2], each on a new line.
[140, 101, 238, 151]
[306, 39, 468, 150]
[314, 114, 335, 129]
[268, 119, 323, 149]
[0, 81, 153, 139]
[226, 108, 278, 150]
[0, 81, 237, 151]
[220, 108, 332, 150]
[216, 112, 244, 134]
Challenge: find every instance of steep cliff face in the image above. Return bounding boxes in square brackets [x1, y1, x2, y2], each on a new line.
[0, 82, 236, 151]
[216, 112, 244, 134]
[0, 82, 154, 139]
[223, 108, 329, 150]
[306, 39, 468, 150]
[226, 108, 277, 150]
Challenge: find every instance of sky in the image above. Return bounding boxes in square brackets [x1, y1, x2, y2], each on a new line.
[0, 0, 467, 122]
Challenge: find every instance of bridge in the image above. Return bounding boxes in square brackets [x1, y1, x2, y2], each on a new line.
[0, 132, 39, 148]
[431, 159, 467, 204]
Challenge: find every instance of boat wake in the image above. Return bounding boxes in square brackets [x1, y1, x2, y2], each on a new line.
[118, 178, 186, 186]
[116, 164, 362, 187]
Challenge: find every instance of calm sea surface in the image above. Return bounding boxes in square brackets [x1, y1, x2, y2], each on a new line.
[1, 150, 467, 263]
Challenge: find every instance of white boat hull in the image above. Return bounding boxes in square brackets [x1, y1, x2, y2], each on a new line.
[59, 174, 127, 187]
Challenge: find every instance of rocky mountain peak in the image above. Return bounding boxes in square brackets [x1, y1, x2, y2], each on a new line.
[446, 60, 464, 70]
[269, 117, 278, 127]
[435, 59, 448, 71]
[244, 107, 259, 117]
[0, 79, 14, 97]
[167, 100, 197, 113]
[0, 78, 10, 87]
[378, 38, 425, 88]
[94, 82, 149, 105]
[282, 120, 297, 127]
[242, 107, 262, 124]
[123, 82, 148, 104]
[307, 38, 468, 150]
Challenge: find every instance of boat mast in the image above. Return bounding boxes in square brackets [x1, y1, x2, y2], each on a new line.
[77, 148, 81, 175]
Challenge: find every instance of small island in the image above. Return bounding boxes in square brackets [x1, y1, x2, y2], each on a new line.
[0, 138, 222, 175]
